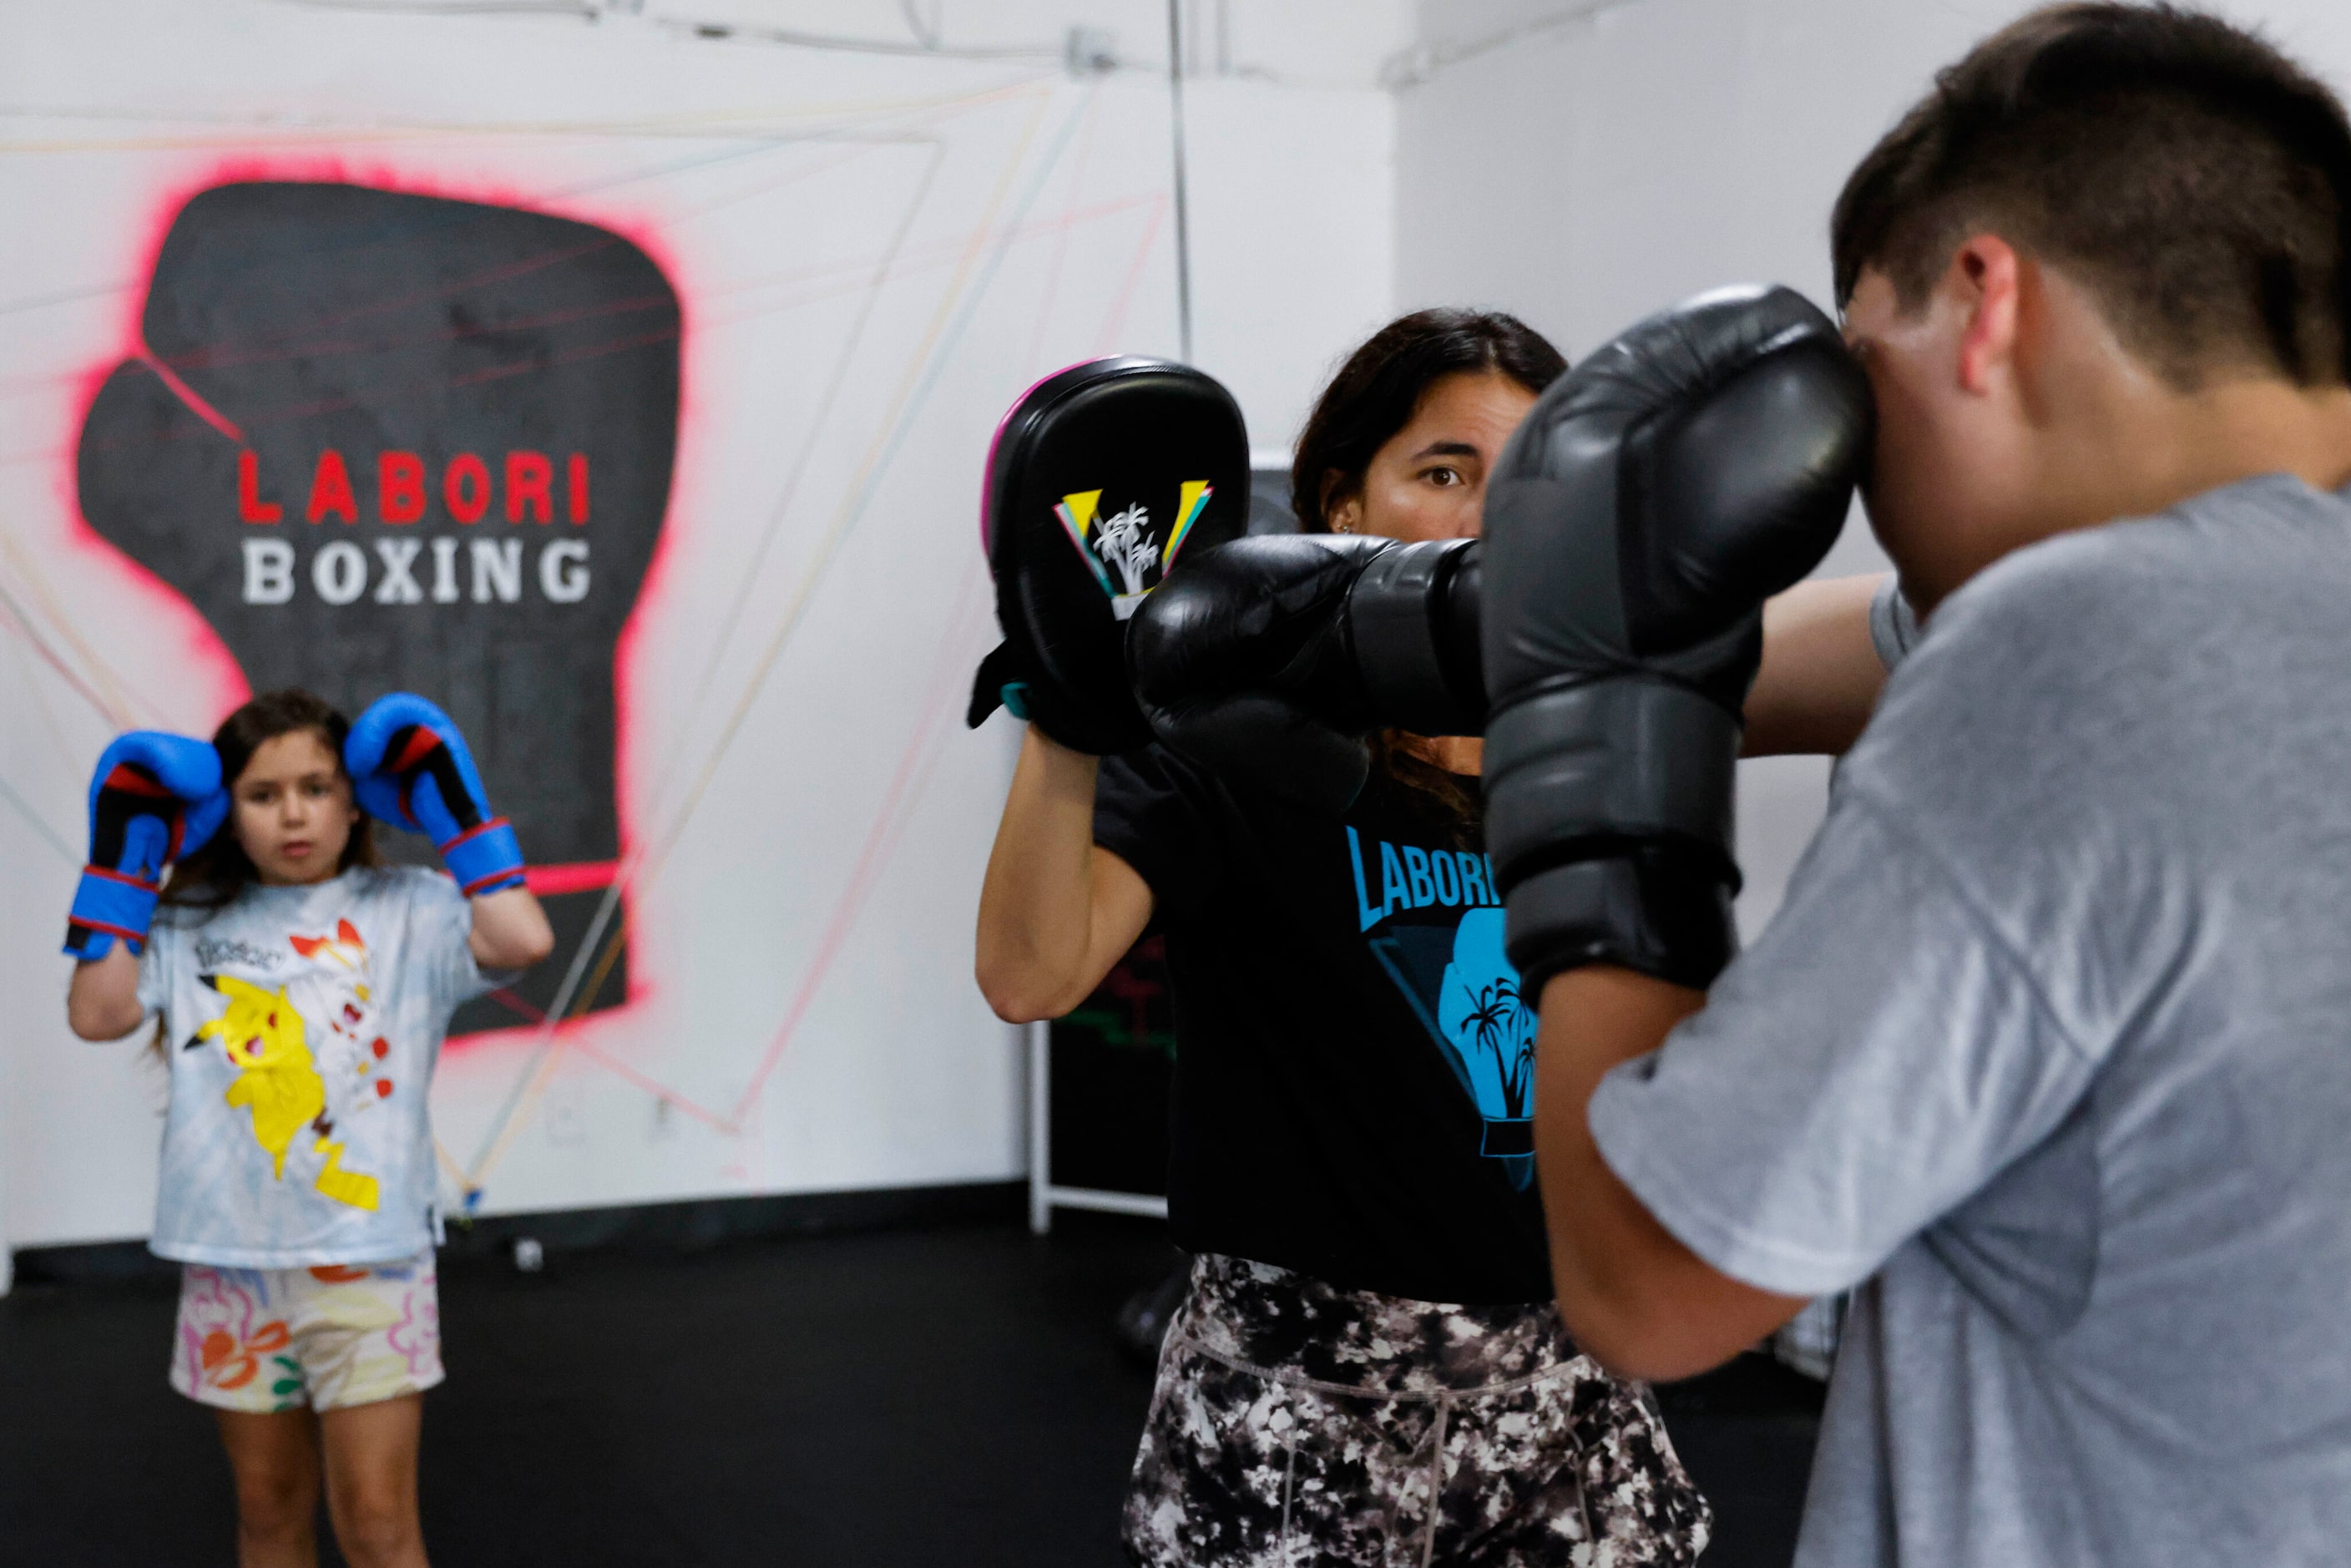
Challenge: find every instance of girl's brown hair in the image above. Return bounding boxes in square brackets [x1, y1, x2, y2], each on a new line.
[1291, 309, 1567, 838]
[159, 687, 379, 914]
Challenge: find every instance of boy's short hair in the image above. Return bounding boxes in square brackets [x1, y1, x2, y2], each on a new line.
[1832, 3, 2351, 389]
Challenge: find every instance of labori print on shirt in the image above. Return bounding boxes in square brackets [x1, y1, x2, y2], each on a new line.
[1347, 827, 1537, 1190]
[78, 179, 680, 1033]
[185, 918, 397, 1213]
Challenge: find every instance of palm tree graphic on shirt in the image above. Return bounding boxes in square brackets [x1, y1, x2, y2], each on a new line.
[1435, 907, 1538, 1176]
[1449, 974, 1532, 1121]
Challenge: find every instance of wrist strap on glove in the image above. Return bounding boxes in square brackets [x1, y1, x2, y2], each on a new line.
[65, 867, 161, 959]
[1499, 847, 1737, 998]
[967, 637, 1146, 756]
[1347, 539, 1485, 738]
[441, 818, 526, 898]
[1486, 677, 1743, 993]
[966, 640, 1030, 729]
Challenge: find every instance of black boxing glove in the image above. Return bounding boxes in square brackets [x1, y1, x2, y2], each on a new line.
[968, 359, 1249, 755]
[1480, 285, 1872, 994]
[1127, 533, 1484, 809]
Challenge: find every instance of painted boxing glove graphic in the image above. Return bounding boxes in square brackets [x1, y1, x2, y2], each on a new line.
[64, 732, 230, 959]
[1128, 533, 1484, 808]
[77, 180, 677, 1029]
[968, 358, 1251, 754]
[1480, 284, 1873, 993]
[345, 695, 525, 897]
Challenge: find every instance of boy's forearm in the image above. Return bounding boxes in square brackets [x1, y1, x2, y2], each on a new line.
[1743, 573, 1891, 756]
[1536, 967, 1807, 1380]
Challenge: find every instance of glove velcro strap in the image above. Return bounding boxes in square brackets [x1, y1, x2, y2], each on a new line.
[1502, 849, 1738, 996]
[1347, 539, 1484, 737]
[65, 866, 160, 959]
[967, 637, 1148, 756]
[1484, 678, 1742, 993]
[440, 818, 526, 897]
[1484, 677, 1741, 875]
[966, 640, 1024, 729]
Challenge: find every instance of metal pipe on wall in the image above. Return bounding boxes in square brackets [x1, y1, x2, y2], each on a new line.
[1166, 0, 1195, 362]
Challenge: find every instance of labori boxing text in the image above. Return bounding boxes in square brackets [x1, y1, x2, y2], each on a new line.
[1347, 826, 1503, 933]
[232, 447, 596, 606]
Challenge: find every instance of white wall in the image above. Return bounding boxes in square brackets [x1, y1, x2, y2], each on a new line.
[0, 0, 1400, 1261]
[1394, 0, 2351, 933]
[56, 0, 2351, 1272]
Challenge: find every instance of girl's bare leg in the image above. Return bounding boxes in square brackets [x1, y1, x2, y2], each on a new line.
[319, 1393, 428, 1568]
[215, 1408, 321, 1568]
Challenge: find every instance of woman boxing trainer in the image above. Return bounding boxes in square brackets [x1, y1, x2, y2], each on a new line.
[976, 312, 1712, 1568]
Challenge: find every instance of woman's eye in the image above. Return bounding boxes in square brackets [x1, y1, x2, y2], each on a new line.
[1425, 467, 1463, 488]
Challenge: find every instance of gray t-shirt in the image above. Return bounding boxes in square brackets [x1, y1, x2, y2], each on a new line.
[1868, 573, 1919, 670]
[1591, 473, 2351, 1566]
[139, 866, 500, 1266]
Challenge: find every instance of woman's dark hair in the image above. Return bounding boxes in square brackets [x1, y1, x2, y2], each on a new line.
[1290, 309, 1565, 835]
[159, 687, 378, 914]
[1291, 307, 1567, 531]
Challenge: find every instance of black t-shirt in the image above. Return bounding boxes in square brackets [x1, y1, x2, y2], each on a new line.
[1094, 746, 1550, 1304]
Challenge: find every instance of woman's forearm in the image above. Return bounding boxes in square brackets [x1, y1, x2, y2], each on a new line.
[975, 727, 1147, 1022]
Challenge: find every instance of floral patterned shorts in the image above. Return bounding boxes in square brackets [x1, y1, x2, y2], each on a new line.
[1123, 1254, 1711, 1568]
[169, 1249, 443, 1414]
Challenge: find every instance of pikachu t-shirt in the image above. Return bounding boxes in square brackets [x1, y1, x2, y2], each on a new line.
[139, 867, 502, 1267]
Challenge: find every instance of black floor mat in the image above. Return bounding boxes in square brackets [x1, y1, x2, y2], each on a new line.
[0, 1216, 1818, 1566]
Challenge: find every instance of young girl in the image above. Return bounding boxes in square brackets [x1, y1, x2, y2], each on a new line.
[64, 687, 553, 1568]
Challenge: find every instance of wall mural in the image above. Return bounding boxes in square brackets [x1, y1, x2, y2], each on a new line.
[76, 181, 679, 1035]
[3, 64, 1252, 1237]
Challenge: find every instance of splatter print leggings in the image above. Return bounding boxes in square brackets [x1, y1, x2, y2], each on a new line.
[1123, 1254, 1710, 1568]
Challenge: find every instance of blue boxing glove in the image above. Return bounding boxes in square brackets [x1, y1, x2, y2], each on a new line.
[65, 732, 229, 959]
[344, 694, 525, 897]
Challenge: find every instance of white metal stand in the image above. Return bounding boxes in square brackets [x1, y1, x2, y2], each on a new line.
[1027, 1019, 1170, 1235]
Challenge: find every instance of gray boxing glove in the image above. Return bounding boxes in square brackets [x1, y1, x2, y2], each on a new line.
[1480, 285, 1874, 993]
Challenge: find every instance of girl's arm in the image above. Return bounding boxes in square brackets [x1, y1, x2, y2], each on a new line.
[1742, 574, 1892, 757]
[975, 727, 1154, 1024]
[67, 946, 149, 1041]
[470, 886, 556, 971]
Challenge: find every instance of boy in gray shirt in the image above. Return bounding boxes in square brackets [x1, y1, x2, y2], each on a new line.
[1503, 8, 2351, 1566]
